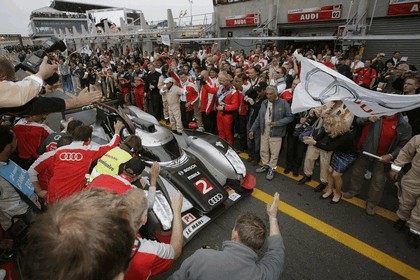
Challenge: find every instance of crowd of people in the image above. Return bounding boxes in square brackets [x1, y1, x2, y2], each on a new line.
[0, 41, 419, 279]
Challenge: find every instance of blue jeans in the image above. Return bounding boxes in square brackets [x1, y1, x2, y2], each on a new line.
[61, 74, 73, 93]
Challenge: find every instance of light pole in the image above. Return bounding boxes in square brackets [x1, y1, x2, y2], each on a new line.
[188, 0, 193, 26]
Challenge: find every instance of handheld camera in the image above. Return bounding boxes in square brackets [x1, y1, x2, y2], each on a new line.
[15, 37, 67, 85]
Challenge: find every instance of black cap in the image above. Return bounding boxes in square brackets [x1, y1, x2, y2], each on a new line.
[255, 81, 268, 90]
[123, 158, 145, 177]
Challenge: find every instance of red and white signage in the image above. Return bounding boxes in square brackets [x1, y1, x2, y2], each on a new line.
[288, 4, 342, 23]
[225, 13, 259, 27]
[182, 213, 197, 225]
[387, 0, 420, 16]
[194, 177, 214, 195]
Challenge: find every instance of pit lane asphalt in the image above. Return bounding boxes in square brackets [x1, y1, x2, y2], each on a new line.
[154, 150, 420, 280]
[152, 135, 420, 279]
[46, 93, 419, 280]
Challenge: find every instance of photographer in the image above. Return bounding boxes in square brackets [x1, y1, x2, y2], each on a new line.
[0, 57, 102, 116]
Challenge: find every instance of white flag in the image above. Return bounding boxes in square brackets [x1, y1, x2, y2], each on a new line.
[161, 35, 171, 47]
[292, 54, 420, 117]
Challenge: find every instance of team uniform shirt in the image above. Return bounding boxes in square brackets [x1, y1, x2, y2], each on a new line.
[181, 81, 199, 111]
[237, 91, 248, 116]
[87, 174, 133, 194]
[241, 81, 252, 95]
[279, 89, 293, 103]
[256, 58, 268, 68]
[90, 146, 132, 180]
[37, 132, 67, 155]
[322, 61, 335, 69]
[28, 150, 56, 191]
[354, 67, 377, 88]
[88, 177, 171, 280]
[200, 77, 218, 114]
[13, 118, 54, 160]
[30, 134, 120, 204]
[125, 235, 175, 280]
[351, 61, 365, 70]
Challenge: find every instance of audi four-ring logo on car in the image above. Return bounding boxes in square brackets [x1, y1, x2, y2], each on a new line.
[208, 193, 223, 206]
[59, 152, 83, 161]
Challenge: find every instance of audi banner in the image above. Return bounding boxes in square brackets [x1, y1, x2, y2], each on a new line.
[387, 0, 420, 16]
[287, 4, 342, 23]
[225, 13, 259, 27]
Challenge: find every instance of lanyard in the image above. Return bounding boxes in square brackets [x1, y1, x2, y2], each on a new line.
[217, 86, 235, 105]
[0, 160, 36, 199]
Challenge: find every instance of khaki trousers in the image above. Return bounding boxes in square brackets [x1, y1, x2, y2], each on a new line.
[397, 170, 420, 234]
[260, 127, 282, 169]
[168, 105, 183, 132]
[303, 145, 332, 183]
[162, 93, 169, 119]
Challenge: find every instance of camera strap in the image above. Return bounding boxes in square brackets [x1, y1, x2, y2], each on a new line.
[0, 160, 42, 213]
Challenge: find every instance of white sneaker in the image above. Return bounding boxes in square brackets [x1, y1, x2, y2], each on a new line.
[364, 171, 372, 180]
[197, 127, 205, 132]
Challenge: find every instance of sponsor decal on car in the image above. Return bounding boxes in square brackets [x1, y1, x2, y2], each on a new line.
[182, 213, 197, 225]
[226, 187, 241, 201]
[178, 163, 197, 176]
[187, 171, 201, 181]
[208, 193, 224, 206]
[194, 177, 214, 195]
[183, 215, 211, 238]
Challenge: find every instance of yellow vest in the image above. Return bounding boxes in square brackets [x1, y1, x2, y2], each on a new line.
[90, 147, 132, 180]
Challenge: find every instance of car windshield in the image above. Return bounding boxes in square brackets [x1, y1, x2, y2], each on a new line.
[140, 137, 182, 162]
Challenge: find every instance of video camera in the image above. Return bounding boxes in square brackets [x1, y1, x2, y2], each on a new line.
[15, 37, 67, 85]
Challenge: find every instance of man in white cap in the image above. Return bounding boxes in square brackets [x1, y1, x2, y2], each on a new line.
[163, 77, 183, 134]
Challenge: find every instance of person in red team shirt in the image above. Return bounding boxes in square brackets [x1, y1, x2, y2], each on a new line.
[132, 76, 145, 110]
[29, 120, 124, 204]
[199, 68, 219, 134]
[203, 71, 239, 145]
[178, 71, 199, 128]
[13, 114, 54, 169]
[88, 159, 183, 280]
[354, 59, 377, 89]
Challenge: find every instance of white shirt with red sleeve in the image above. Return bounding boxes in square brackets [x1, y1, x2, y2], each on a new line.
[182, 81, 199, 111]
[200, 77, 219, 113]
[30, 134, 120, 204]
[125, 235, 175, 280]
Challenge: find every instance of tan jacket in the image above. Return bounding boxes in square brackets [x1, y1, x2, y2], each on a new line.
[393, 135, 420, 176]
[0, 75, 43, 108]
[166, 84, 183, 107]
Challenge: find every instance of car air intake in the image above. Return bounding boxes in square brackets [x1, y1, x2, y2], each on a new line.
[132, 117, 156, 133]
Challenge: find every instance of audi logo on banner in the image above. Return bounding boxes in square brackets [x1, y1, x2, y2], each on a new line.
[59, 152, 84, 161]
[208, 193, 223, 206]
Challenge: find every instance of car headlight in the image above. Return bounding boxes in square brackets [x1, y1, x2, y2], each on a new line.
[225, 147, 246, 175]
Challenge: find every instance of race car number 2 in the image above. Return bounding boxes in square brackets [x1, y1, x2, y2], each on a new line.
[194, 177, 214, 195]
